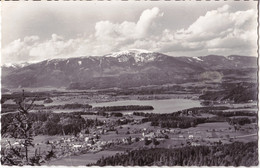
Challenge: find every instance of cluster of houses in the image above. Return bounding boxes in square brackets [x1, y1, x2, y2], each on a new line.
[45, 137, 105, 159]
[45, 132, 139, 159]
[142, 128, 169, 140]
[40, 126, 173, 159]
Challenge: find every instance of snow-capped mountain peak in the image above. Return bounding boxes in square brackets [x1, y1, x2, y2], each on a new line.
[128, 49, 153, 54]
[2, 62, 30, 68]
[108, 49, 153, 57]
[192, 56, 204, 62]
[105, 49, 156, 63]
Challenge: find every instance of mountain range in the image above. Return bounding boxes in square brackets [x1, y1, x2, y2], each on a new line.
[1, 49, 257, 89]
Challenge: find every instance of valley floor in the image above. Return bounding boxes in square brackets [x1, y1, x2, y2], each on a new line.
[1, 85, 258, 166]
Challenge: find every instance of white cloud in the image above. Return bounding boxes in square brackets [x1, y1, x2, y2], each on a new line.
[29, 34, 78, 58]
[2, 5, 257, 64]
[176, 6, 251, 41]
[135, 7, 163, 38]
[95, 7, 163, 40]
[2, 34, 82, 63]
[160, 5, 257, 56]
[2, 37, 37, 63]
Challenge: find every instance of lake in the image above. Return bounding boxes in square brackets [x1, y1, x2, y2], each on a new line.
[90, 98, 202, 114]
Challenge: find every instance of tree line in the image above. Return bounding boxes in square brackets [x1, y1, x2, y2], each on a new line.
[44, 103, 92, 110]
[93, 105, 154, 112]
[227, 117, 256, 126]
[133, 106, 257, 129]
[93, 141, 258, 166]
[2, 111, 103, 136]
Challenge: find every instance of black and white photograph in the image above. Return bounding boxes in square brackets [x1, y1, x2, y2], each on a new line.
[1, 1, 259, 166]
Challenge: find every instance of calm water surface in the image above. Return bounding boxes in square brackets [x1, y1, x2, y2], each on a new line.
[90, 99, 202, 114]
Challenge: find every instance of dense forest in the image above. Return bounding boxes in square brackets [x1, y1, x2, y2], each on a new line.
[44, 103, 92, 110]
[199, 82, 257, 103]
[93, 105, 154, 112]
[227, 117, 256, 126]
[94, 141, 258, 166]
[148, 116, 208, 128]
[133, 106, 257, 129]
[1, 103, 92, 113]
[1, 112, 103, 136]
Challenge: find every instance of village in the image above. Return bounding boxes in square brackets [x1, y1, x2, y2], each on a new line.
[1, 87, 258, 165]
[4, 108, 253, 165]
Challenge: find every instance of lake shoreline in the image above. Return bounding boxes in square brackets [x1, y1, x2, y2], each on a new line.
[90, 98, 202, 114]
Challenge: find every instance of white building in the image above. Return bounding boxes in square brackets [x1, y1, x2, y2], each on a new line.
[188, 135, 194, 139]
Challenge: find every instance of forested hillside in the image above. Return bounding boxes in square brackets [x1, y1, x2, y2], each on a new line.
[94, 141, 258, 166]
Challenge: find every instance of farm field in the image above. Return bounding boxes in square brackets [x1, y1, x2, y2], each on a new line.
[46, 150, 122, 166]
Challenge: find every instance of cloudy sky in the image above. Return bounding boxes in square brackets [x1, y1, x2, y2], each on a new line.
[2, 1, 258, 64]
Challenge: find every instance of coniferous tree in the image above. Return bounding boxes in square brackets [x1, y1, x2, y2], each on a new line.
[1, 90, 44, 165]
